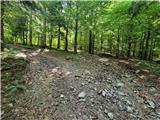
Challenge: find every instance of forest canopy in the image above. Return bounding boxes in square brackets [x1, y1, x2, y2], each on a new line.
[1, 0, 160, 61]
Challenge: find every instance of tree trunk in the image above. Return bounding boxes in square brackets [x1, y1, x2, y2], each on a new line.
[79, 32, 82, 50]
[89, 30, 92, 54]
[49, 24, 53, 49]
[29, 14, 32, 46]
[41, 7, 47, 48]
[74, 15, 78, 53]
[148, 37, 154, 60]
[100, 34, 104, 51]
[22, 30, 25, 45]
[144, 30, 150, 60]
[65, 26, 68, 51]
[25, 31, 28, 45]
[116, 29, 120, 57]
[57, 23, 61, 49]
[132, 41, 136, 57]
[92, 33, 95, 54]
[1, 3, 4, 51]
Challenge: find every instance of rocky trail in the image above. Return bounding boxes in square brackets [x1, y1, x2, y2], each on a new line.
[3, 48, 160, 120]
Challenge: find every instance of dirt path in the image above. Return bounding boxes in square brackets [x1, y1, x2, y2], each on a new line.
[9, 49, 160, 120]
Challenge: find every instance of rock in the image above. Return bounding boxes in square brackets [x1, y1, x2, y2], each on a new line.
[146, 100, 156, 109]
[118, 101, 126, 111]
[104, 110, 113, 120]
[105, 92, 112, 97]
[102, 90, 106, 97]
[60, 94, 65, 98]
[70, 86, 74, 91]
[149, 87, 156, 92]
[117, 91, 126, 96]
[107, 113, 114, 119]
[78, 91, 86, 98]
[127, 106, 133, 113]
[8, 103, 13, 107]
[78, 98, 86, 102]
[126, 100, 132, 106]
[156, 108, 160, 115]
[135, 70, 140, 74]
[118, 100, 133, 112]
[85, 70, 91, 74]
[104, 109, 108, 114]
[116, 83, 124, 88]
[81, 83, 85, 86]
[125, 74, 130, 78]
[94, 87, 97, 91]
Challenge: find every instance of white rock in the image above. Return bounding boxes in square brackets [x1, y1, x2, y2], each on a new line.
[60, 94, 65, 98]
[127, 106, 133, 113]
[116, 83, 125, 88]
[8, 103, 13, 107]
[107, 112, 114, 119]
[102, 90, 106, 97]
[135, 70, 140, 74]
[78, 91, 86, 98]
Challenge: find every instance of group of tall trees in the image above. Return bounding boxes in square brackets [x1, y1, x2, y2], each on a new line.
[1, 1, 160, 60]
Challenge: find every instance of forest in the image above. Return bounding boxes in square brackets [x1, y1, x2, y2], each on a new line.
[1, 1, 160, 120]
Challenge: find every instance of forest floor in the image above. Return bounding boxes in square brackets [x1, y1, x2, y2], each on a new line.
[1, 46, 160, 120]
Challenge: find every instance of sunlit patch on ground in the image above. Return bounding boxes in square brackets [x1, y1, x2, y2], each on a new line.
[15, 53, 27, 58]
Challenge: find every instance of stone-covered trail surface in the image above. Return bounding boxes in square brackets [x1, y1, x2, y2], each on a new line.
[9, 48, 160, 120]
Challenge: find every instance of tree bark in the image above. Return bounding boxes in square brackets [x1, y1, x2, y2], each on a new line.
[1, 2, 4, 51]
[79, 32, 82, 50]
[89, 30, 92, 54]
[29, 14, 32, 46]
[132, 41, 136, 57]
[49, 24, 53, 49]
[144, 30, 150, 60]
[116, 29, 120, 57]
[74, 15, 78, 53]
[57, 23, 61, 49]
[65, 26, 68, 51]
[22, 30, 25, 45]
[100, 34, 104, 51]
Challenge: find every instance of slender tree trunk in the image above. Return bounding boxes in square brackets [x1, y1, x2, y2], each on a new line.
[49, 29, 53, 49]
[139, 33, 145, 59]
[144, 30, 150, 60]
[74, 15, 78, 53]
[57, 23, 61, 49]
[65, 26, 69, 51]
[132, 41, 136, 57]
[26, 31, 28, 45]
[22, 30, 25, 45]
[1, 3, 4, 51]
[29, 14, 32, 46]
[148, 37, 154, 60]
[100, 34, 104, 51]
[89, 30, 92, 54]
[92, 33, 95, 54]
[116, 29, 120, 57]
[127, 17, 133, 57]
[79, 32, 82, 50]
[41, 6, 47, 48]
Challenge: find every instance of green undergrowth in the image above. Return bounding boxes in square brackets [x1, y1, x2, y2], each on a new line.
[1, 48, 29, 119]
[48, 49, 82, 62]
[136, 60, 160, 76]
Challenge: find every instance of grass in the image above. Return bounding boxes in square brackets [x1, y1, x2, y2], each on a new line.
[136, 59, 160, 76]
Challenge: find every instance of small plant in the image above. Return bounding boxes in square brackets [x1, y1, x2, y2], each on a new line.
[6, 84, 26, 94]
